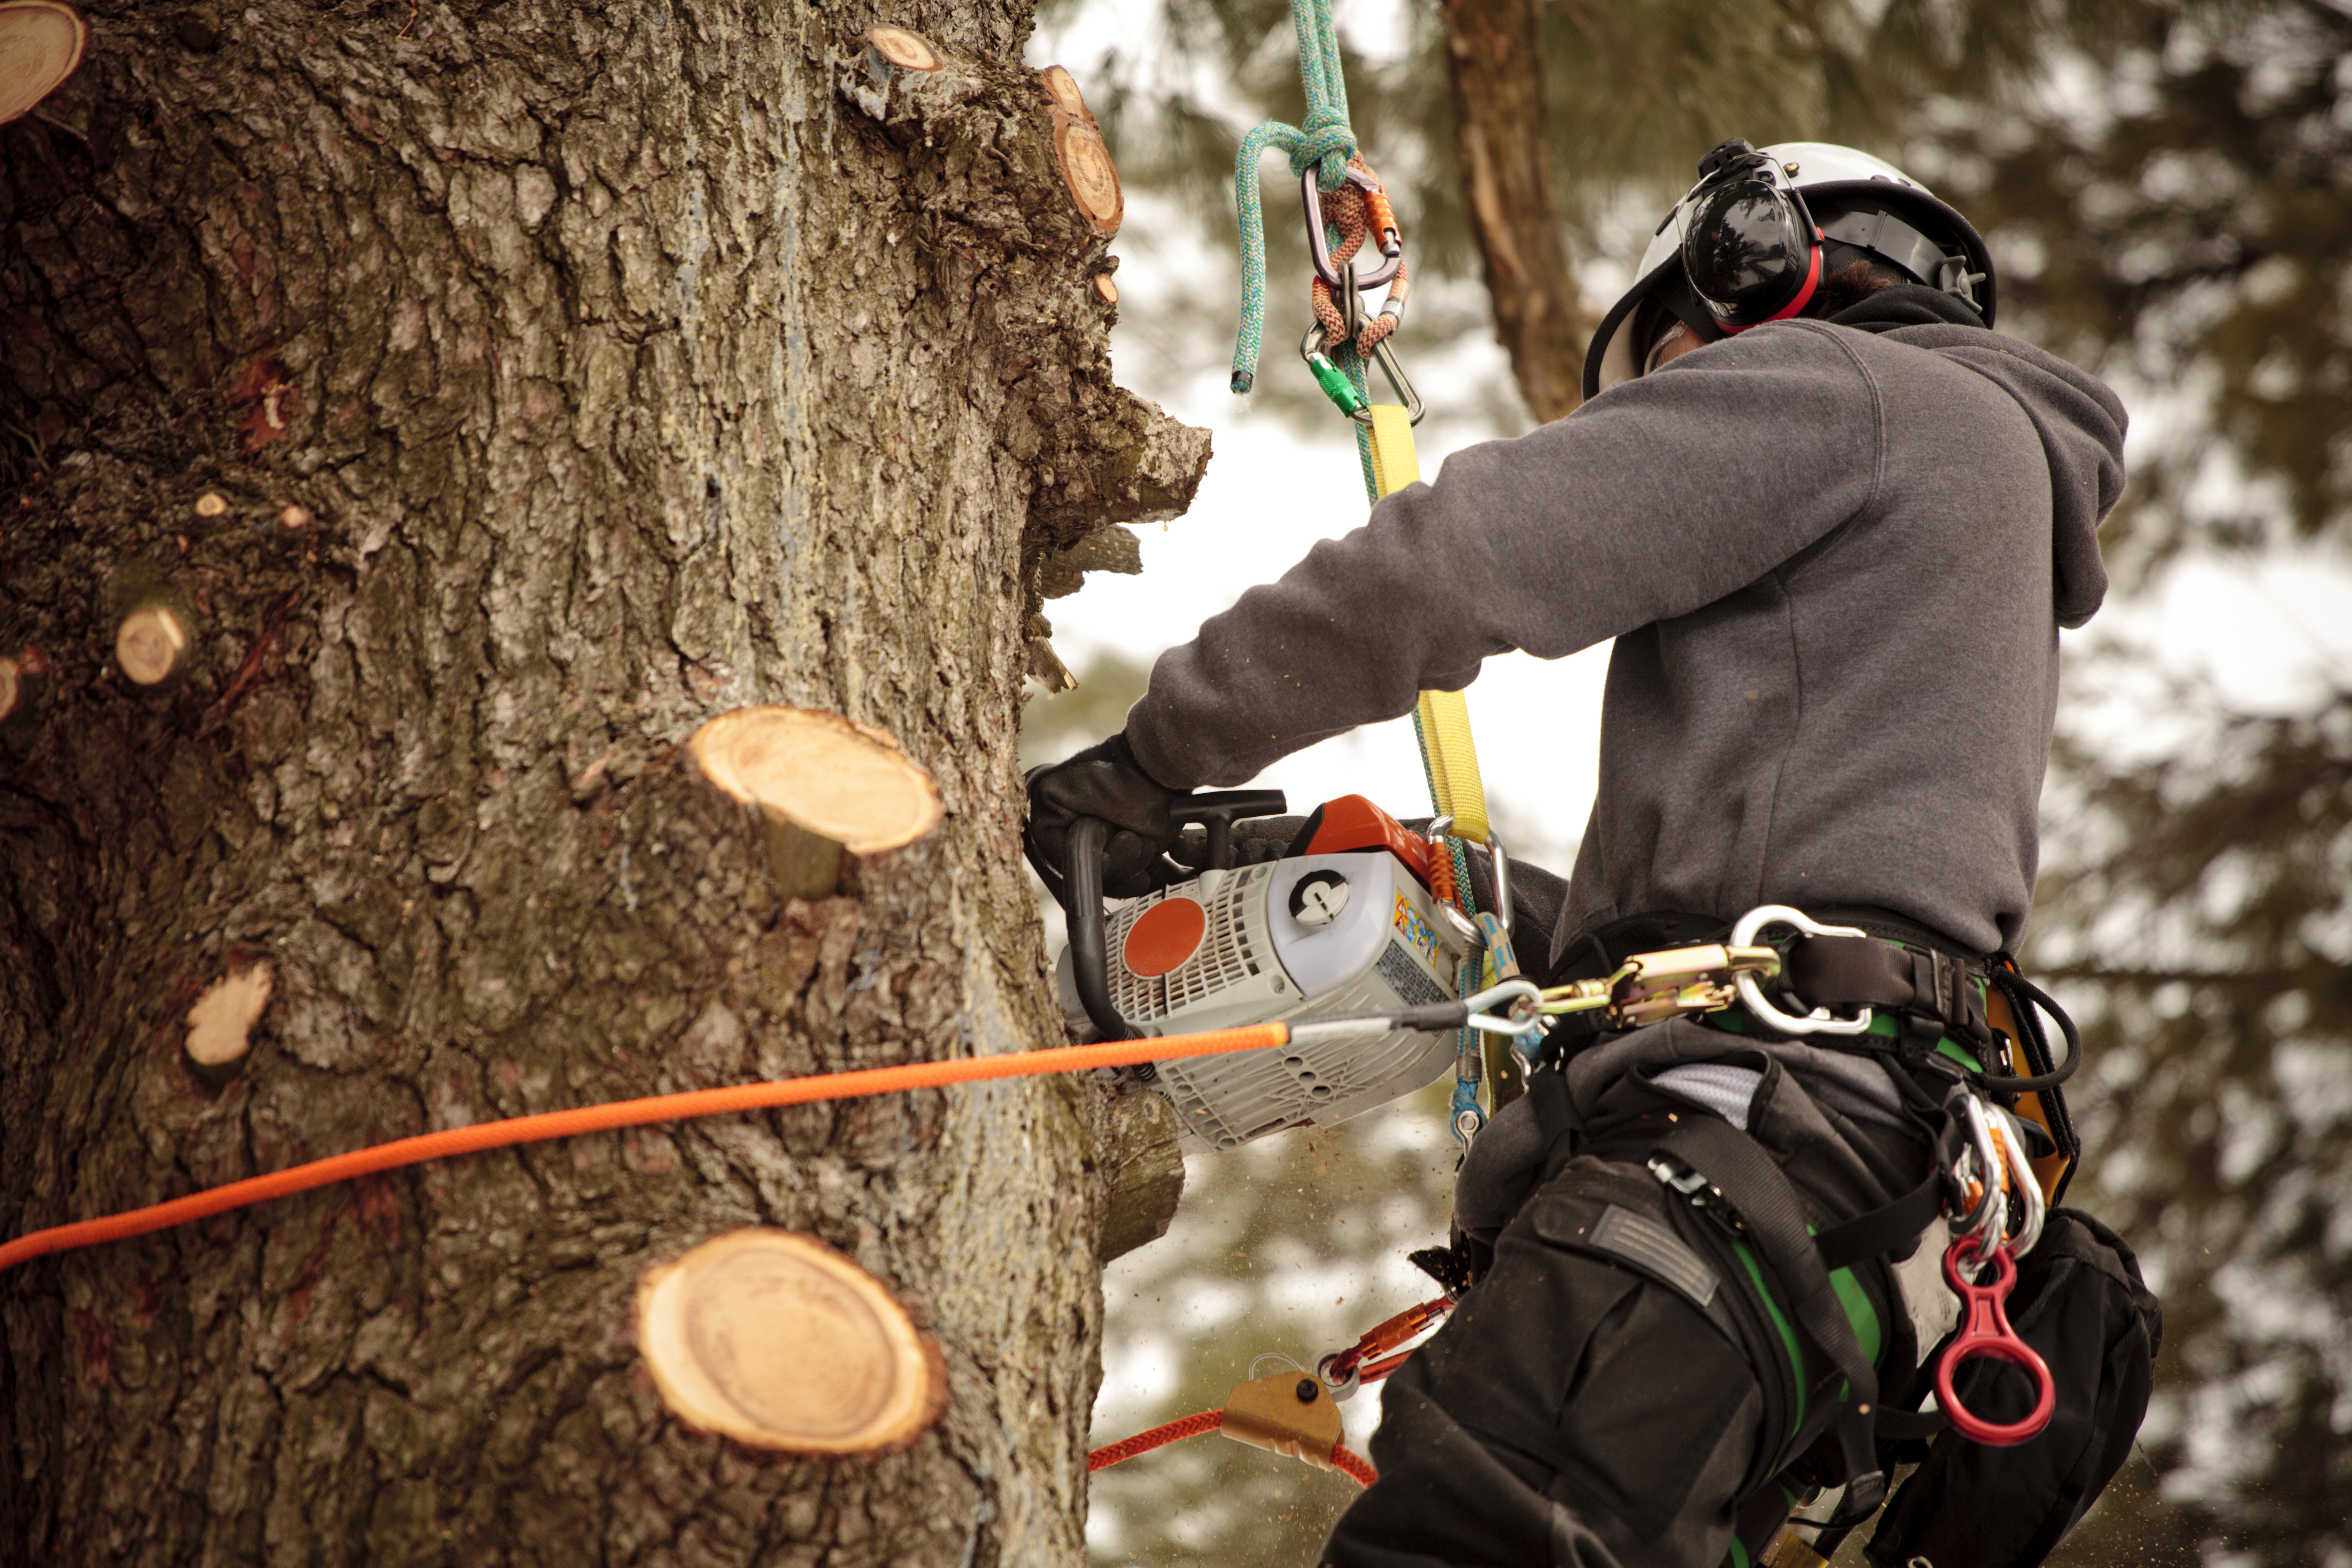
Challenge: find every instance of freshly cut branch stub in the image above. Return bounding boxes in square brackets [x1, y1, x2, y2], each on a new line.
[866, 26, 939, 72]
[1038, 64, 1084, 114]
[0, 0, 88, 126]
[1038, 66, 1122, 236]
[637, 1230, 948, 1454]
[115, 606, 188, 686]
[1094, 273, 1119, 305]
[691, 706, 941, 901]
[690, 704, 941, 895]
[0, 656, 17, 722]
[185, 961, 272, 1087]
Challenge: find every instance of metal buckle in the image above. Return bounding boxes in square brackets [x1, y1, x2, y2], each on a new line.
[1728, 905, 1876, 1036]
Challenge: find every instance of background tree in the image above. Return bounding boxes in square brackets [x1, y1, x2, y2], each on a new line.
[0, 0, 1206, 1561]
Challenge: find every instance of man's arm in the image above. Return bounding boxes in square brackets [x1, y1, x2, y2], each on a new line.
[1125, 322, 1888, 789]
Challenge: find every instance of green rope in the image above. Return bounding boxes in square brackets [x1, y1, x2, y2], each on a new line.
[1229, 0, 1359, 396]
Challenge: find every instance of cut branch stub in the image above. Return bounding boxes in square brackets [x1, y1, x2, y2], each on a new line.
[0, 0, 88, 126]
[689, 705, 943, 902]
[184, 961, 272, 1088]
[0, 656, 17, 723]
[637, 1230, 948, 1454]
[865, 25, 939, 72]
[115, 605, 188, 687]
[1037, 66, 1122, 237]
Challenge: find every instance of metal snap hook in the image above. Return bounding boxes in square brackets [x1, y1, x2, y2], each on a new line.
[1727, 904, 1875, 1036]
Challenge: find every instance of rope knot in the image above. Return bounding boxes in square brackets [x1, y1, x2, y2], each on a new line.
[1295, 110, 1357, 188]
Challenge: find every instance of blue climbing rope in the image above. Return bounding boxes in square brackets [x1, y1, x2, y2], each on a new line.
[1229, 0, 1359, 397]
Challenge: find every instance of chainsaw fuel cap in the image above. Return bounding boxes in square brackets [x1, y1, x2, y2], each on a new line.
[1287, 869, 1351, 926]
[1123, 897, 1208, 977]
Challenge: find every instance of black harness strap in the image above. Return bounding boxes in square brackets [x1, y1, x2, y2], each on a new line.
[1653, 1117, 1890, 1518]
[1785, 934, 1995, 1048]
[1813, 1113, 1963, 1273]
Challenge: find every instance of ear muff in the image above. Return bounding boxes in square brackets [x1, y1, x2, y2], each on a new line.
[1681, 167, 1823, 331]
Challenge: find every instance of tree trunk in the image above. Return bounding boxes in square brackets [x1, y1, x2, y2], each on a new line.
[0, 1, 1205, 1562]
[1441, 0, 1589, 424]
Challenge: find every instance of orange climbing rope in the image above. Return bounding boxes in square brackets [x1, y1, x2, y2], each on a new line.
[1086, 1408, 1379, 1486]
[1088, 1409, 1228, 1471]
[0, 1021, 1292, 1274]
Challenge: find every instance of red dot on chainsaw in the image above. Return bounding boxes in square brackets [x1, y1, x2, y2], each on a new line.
[1124, 897, 1207, 978]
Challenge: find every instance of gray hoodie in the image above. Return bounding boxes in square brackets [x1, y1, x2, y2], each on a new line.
[1125, 317, 2127, 958]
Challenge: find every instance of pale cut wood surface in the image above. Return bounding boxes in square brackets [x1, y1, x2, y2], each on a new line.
[689, 705, 942, 855]
[0, 0, 86, 125]
[1037, 65, 1122, 235]
[637, 1230, 948, 1455]
[866, 25, 940, 71]
[113, 606, 186, 686]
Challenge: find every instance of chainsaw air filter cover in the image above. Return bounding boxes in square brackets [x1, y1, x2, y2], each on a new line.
[1056, 850, 1469, 1152]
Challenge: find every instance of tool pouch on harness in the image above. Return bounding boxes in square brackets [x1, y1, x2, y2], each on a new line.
[1862, 1208, 2160, 1567]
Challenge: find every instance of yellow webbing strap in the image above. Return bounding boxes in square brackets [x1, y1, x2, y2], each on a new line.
[1366, 403, 1491, 843]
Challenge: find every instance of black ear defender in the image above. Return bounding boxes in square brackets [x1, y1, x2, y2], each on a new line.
[1679, 139, 1824, 332]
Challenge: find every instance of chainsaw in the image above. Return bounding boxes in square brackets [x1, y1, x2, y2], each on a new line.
[1039, 790, 1498, 1154]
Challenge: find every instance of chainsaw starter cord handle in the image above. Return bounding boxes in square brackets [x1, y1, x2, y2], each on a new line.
[1168, 789, 1291, 872]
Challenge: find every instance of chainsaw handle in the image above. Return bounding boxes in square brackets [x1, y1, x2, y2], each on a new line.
[1058, 790, 1291, 1044]
[1062, 818, 1139, 1042]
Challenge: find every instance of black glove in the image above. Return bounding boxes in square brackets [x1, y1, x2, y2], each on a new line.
[1024, 732, 1184, 900]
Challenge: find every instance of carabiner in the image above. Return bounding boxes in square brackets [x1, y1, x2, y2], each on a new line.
[1935, 1233, 2056, 1446]
[1988, 1101, 2046, 1256]
[1350, 337, 1424, 428]
[1727, 905, 1876, 1036]
[1459, 978, 1544, 1037]
[1301, 167, 1403, 290]
[1299, 325, 1426, 427]
[1949, 1090, 2007, 1243]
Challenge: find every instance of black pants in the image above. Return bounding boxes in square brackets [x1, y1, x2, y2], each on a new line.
[1320, 1155, 1849, 1568]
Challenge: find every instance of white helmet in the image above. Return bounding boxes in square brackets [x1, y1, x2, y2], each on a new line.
[1583, 139, 1995, 399]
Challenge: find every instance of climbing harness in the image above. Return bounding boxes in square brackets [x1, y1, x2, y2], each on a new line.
[1530, 900, 2077, 1550]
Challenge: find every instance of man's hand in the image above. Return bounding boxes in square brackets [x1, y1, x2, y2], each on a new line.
[1024, 732, 1184, 899]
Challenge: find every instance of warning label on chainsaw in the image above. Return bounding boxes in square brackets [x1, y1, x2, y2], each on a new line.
[1392, 893, 1441, 968]
[1377, 941, 1449, 1009]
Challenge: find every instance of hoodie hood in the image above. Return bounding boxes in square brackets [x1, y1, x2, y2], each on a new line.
[1876, 321, 2126, 628]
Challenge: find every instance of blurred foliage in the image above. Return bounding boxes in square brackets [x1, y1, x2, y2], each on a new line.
[1032, 0, 2352, 1563]
[1919, 6, 2352, 1564]
[2028, 678, 2352, 1568]
[1911, 0, 2352, 572]
[1041, 0, 2098, 425]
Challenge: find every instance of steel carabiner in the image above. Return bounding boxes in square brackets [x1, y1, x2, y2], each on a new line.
[1298, 323, 1426, 427]
[1300, 166, 1403, 289]
[1935, 1233, 2056, 1446]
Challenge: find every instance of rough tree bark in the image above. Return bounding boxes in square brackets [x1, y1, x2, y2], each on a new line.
[0, 0, 1205, 1562]
[1440, 0, 1589, 423]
